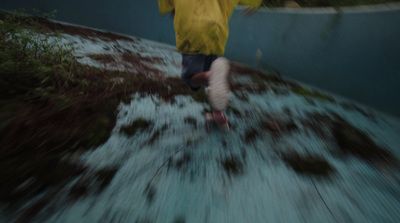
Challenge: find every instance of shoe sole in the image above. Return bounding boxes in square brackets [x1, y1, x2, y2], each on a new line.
[208, 57, 230, 111]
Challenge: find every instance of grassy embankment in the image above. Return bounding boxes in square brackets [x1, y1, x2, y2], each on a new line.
[0, 10, 197, 221]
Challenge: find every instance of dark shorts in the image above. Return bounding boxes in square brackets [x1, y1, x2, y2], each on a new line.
[181, 54, 218, 91]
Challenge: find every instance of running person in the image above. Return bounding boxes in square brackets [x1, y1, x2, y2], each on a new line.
[158, 0, 261, 129]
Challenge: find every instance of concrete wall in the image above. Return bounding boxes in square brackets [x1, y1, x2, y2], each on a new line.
[1, 1, 400, 117]
[228, 5, 400, 119]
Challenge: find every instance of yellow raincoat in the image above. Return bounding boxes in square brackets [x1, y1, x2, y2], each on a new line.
[158, 0, 262, 55]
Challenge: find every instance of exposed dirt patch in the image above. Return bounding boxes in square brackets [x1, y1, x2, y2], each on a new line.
[184, 116, 198, 128]
[120, 118, 153, 136]
[332, 121, 394, 164]
[230, 63, 288, 86]
[260, 118, 298, 134]
[146, 130, 161, 145]
[121, 50, 163, 76]
[281, 152, 335, 177]
[88, 53, 117, 64]
[68, 166, 119, 200]
[300, 112, 397, 166]
[95, 167, 119, 191]
[300, 112, 335, 139]
[243, 128, 260, 143]
[221, 154, 244, 176]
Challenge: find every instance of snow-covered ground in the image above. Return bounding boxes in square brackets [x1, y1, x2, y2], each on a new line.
[6, 22, 400, 223]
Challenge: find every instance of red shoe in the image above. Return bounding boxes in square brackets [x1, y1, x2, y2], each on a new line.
[213, 110, 229, 130]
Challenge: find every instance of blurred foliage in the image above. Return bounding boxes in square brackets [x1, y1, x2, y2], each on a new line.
[262, 0, 400, 7]
[0, 10, 201, 219]
[292, 85, 335, 102]
[0, 10, 121, 220]
[0, 9, 75, 100]
[0, 10, 118, 152]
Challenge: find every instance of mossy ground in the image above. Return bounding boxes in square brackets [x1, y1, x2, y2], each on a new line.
[1, 11, 236, 218]
[0, 11, 195, 220]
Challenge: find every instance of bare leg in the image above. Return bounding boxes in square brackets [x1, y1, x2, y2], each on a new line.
[190, 71, 210, 88]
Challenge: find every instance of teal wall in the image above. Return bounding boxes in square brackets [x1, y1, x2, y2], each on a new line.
[227, 6, 400, 119]
[1, 1, 400, 117]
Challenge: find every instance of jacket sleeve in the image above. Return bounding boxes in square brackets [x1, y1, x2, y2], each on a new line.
[238, 0, 262, 8]
[158, 0, 174, 15]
